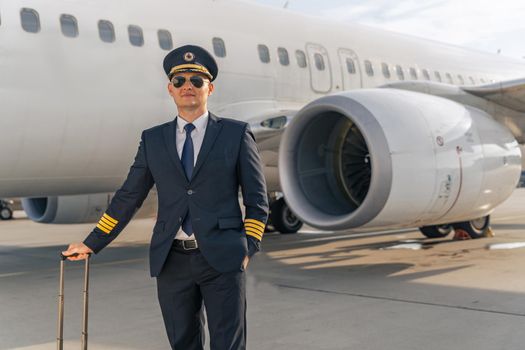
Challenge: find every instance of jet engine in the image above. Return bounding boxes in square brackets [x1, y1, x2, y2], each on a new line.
[278, 89, 521, 231]
[22, 191, 157, 224]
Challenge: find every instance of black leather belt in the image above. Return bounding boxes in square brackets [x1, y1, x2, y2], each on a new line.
[173, 239, 199, 250]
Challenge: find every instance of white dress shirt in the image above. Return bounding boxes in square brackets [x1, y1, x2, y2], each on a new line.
[175, 111, 208, 240]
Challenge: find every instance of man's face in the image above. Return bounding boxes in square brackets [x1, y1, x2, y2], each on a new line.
[167, 72, 214, 111]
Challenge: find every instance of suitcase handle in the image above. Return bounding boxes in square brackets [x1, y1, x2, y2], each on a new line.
[57, 253, 91, 350]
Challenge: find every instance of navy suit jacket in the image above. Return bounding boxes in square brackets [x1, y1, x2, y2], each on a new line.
[83, 113, 269, 277]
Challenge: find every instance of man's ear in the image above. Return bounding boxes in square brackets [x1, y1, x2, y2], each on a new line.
[167, 82, 175, 96]
[208, 83, 214, 96]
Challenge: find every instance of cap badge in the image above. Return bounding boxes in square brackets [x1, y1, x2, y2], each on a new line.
[184, 52, 195, 62]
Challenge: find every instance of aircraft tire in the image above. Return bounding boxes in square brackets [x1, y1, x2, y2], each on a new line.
[419, 224, 453, 238]
[270, 198, 302, 234]
[0, 207, 13, 220]
[452, 215, 490, 239]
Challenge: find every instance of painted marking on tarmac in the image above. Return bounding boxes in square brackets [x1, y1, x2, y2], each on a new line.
[277, 284, 525, 317]
[295, 228, 415, 244]
[0, 258, 145, 278]
[487, 242, 525, 250]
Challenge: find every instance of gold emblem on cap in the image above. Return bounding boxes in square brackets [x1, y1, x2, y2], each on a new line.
[184, 52, 195, 62]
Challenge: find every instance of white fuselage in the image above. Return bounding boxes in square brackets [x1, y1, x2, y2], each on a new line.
[1, 0, 525, 198]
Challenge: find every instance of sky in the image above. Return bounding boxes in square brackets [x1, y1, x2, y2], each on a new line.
[251, 0, 525, 60]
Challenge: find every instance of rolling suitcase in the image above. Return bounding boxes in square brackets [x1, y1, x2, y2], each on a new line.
[57, 253, 91, 350]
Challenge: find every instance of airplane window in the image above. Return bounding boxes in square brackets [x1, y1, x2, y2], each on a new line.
[213, 37, 226, 57]
[60, 14, 78, 38]
[445, 73, 453, 84]
[21, 8, 40, 33]
[409, 67, 418, 79]
[434, 71, 442, 82]
[295, 50, 307, 68]
[128, 25, 144, 47]
[457, 75, 464, 85]
[98, 20, 115, 43]
[314, 53, 325, 71]
[364, 60, 373, 76]
[158, 29, 172, 50]
[258, 44, 270, 63]
[396, 65, 404, 80]
[469, 76, 475, 85]
[347, 58, 356, 74]
[278, 47, 289, 66]
[381, 63, 390, 78]
[422, 69, 430, 80]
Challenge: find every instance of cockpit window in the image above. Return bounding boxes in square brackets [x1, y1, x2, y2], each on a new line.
[98, 20, 115, 43]
[60, 14, 78, 38]
[21, 8, 40, 33]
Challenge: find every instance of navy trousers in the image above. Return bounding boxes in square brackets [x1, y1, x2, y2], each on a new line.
[157, 243, 247, 350]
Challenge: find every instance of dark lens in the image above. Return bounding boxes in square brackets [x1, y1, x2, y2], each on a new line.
[171, 76, 186, 88]
[190, 76, 204, 88]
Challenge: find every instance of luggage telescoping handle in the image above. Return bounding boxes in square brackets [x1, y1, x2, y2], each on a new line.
[57, 253, 91, 350]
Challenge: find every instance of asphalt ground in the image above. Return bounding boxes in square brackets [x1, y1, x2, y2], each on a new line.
[2, 190, 525, 349]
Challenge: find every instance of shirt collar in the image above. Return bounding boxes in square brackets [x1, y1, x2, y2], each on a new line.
[176, 111, 209, 133]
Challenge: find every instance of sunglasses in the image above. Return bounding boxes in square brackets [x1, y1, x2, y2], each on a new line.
[171, 75, 209, 88]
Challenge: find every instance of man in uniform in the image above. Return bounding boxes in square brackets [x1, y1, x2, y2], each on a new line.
[63, 44, 269, 350]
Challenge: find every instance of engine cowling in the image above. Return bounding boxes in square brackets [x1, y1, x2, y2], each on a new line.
[22, 192, 157, 224]
[278, 89, 521, 231]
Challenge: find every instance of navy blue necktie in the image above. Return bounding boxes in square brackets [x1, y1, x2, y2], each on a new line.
[181, 123, 195, 235]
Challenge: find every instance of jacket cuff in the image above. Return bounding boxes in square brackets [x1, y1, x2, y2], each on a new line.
[247, 235, 260, 257]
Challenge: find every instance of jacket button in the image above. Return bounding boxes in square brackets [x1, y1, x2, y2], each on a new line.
[187, 189, 193, 195]
[178, 217, 182, 223]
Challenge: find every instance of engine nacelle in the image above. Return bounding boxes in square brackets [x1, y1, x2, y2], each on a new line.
[278, 89, 521, 231]
[22, 191, 157, 224]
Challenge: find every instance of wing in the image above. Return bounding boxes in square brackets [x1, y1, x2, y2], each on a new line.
[462, 78, 525, 113]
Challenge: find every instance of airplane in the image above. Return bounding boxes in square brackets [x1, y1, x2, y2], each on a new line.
[0, 0, 524, 240]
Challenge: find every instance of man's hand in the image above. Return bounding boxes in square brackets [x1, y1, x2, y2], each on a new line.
[62, 242, 93, 261]
[242, 255, 250, 270]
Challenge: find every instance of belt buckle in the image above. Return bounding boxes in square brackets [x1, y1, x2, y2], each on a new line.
[182, 240, 198, 250]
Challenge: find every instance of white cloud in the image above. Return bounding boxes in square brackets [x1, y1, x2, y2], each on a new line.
[253, 0, 525, 59]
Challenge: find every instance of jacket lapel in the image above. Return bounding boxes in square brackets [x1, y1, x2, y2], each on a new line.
[163, 120, 188, 182]
[192, 113, 223, 181]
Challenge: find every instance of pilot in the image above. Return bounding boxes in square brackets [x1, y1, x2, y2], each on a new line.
[63, 44, 269, 350]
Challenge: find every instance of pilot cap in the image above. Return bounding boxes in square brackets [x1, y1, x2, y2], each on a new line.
[163, 45, 218, 81]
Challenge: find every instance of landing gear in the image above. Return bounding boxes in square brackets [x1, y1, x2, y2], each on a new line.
[452, 215, 490, 239]
[418, 215, 491, 239]
[268, 195, 303, 234]
[0, 200, 13, 220]
[419, 224, 453, 238]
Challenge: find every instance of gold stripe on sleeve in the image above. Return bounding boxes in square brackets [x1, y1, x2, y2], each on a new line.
[244, 223, 264, 233]
[246, 230, 262, 241]
[102, 213, 118, 225]
[99, 217, 116, 228]
[96, 224, 111, 234]
[245, 227, 262, 239]
[244, 219, 265, 230]
[97, 221, 113, 232]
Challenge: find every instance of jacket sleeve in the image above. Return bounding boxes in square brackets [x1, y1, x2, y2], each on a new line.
[83, 132, 154, 253]
[237, 124, 269, 257]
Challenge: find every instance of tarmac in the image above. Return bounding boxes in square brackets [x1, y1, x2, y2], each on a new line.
[2, 189, 525, 349]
